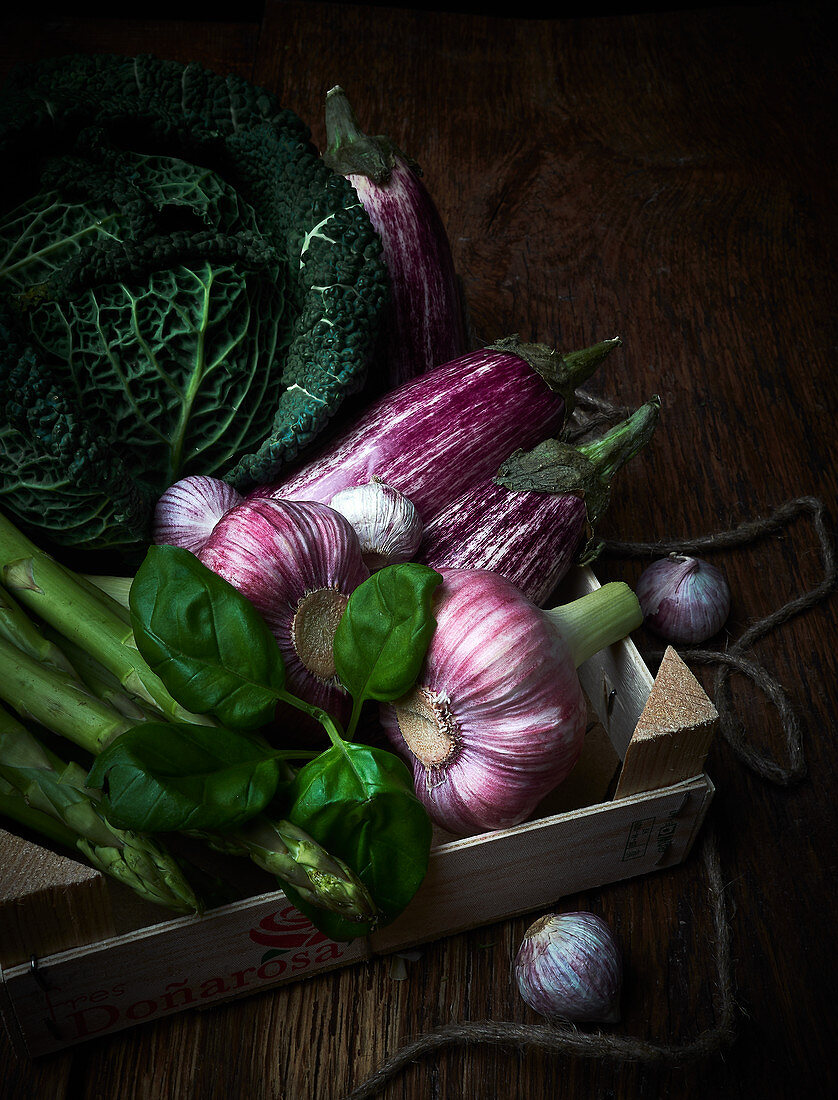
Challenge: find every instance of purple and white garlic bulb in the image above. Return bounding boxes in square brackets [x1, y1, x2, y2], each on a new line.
[514, 911, 623, 1023]
[379, 568, 641, 835]
[636, 553, 731, 645]
[197, 497, 369, 721]
[153, 475, 243, 553]
[328, 478, 423, 572]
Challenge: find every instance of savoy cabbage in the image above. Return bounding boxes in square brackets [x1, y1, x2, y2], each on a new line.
[0, 54, 388, 554]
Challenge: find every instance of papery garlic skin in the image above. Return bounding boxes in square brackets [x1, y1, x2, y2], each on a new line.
[197, 498, 369, 721]
[153, 475, 243, 553]
[514, 911, 623, 1023]
[329, 478, 423, 571]
[379, 568, 586, 835]
[637, 554, 731, 645]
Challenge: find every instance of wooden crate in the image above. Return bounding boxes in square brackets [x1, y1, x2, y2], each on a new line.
[0, 568, 717, 1058]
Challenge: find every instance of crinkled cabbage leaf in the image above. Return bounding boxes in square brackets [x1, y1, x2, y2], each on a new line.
[0, 54, 388, 554]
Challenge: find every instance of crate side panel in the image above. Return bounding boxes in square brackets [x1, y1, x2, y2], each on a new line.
[4, 778, 714, 1057]
[371, 776, 713, 954]
[0, 829, 114, 967]
[1, 891, 370, 1057]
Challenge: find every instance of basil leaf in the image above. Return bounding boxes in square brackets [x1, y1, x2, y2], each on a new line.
[130, 544, 285, 729]
[333, 563, 442, 704]
[283, 742, 432, 940]
[87, 722, 280, 833]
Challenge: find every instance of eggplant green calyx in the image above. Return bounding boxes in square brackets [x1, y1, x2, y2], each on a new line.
[323, 84, 407, 184]
[486, 334, 622, 411]
[494, 395, 662, 563]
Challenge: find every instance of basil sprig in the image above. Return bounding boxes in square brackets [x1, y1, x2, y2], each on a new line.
[87, 723, 296, 833]
[334, 561, 442, 739]
[283, 742, 433, 940]
[87, 545, 440, 931]
[128, 545, 288, 729]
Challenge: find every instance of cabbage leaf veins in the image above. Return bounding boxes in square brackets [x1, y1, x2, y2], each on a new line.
[0, 54, 388, 555]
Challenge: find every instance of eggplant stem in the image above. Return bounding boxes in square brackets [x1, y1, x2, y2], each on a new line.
[579, 396, 662, 482]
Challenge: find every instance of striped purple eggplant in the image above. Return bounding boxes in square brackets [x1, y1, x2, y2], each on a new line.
[417, 397, 661, 607]
[323, 85, 468, 387]
[250, 337, 622, 525]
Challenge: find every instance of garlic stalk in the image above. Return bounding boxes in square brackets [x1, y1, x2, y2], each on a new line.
[329, 478, 423, 571]
[380, 567, 641, 835]
[514, 911, 623, 1023]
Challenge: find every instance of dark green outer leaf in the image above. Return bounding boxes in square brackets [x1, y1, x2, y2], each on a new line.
[87, 722, 280, 833]
[129, 545, 286, 729]
[0, 54, 388, 551]
[333, 563, 442, 703]
[284, 742, 432, 940]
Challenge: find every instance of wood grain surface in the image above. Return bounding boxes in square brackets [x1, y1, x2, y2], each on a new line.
[1, 3, 836, 1098]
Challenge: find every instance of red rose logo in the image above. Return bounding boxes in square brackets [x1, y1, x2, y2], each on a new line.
[249, 905, 331, 962]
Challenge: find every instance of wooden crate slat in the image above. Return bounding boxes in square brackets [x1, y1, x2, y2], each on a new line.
[370, 773, 713, 954]
[1, 772, 712, 1057]
[1, 890, 372, 1057]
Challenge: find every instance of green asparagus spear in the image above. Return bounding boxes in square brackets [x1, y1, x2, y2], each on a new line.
[0, 631, 376, 921]
[196, 817, 378, 922]
[0, 582, 79, 676]
[0, 633, 135, 751]
[0, 703, 200, 913]
[0, 510, 212, 725]
[0, 537, 378, 924]
[45, 629, 162, 724]
[0, 776, 87, 850]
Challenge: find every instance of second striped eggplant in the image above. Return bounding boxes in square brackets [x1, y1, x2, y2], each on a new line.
[251, 336, 622, 525]
[417, 397, 661, 607]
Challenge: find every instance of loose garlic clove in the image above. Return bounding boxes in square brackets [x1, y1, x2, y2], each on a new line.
[514, 911, 623, 1023]
[329, 478, 423, 571]
[636, 553, 731, 645]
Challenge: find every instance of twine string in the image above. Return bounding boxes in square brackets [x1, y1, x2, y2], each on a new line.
[345, 491, 836, 1099]
[346, 826, 734, 1100]
[674, 648, 805, 786]
[603, 494, 837, 786]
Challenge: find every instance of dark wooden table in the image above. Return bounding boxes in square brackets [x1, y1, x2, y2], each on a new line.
[2, 3, 836, 1097]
